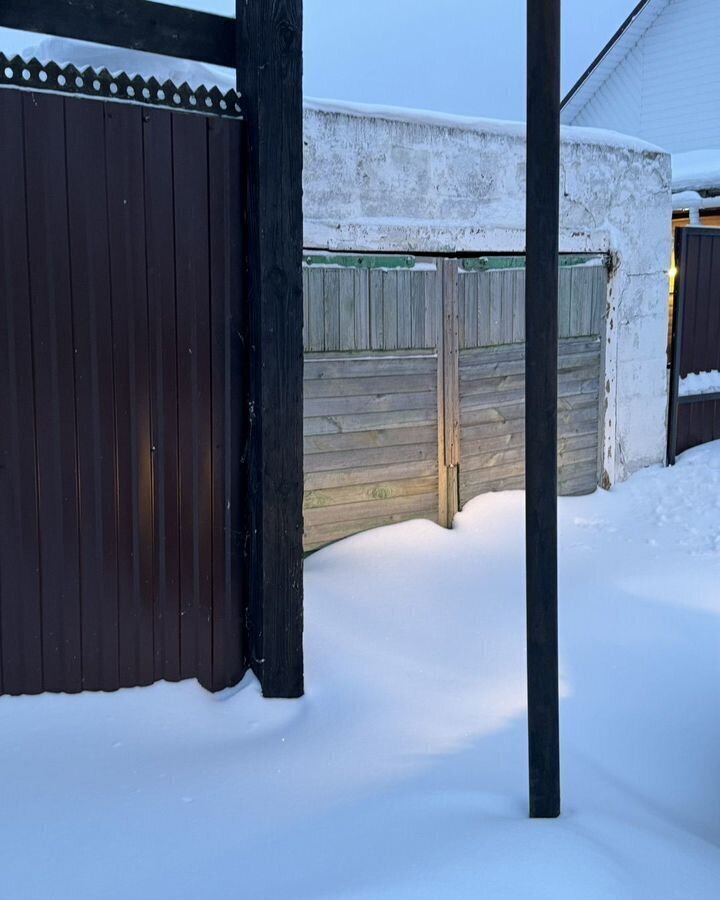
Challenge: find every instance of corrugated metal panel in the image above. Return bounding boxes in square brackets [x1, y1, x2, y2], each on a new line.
[668, 227, 720, 460]
[0, 88, 246, 695]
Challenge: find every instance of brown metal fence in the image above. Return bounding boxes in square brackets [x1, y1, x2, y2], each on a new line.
[0, 79, 246, 695]
[668, 226, 720, 463]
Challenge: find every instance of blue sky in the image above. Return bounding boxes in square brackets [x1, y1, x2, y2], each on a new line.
[1, 0, 637, 120]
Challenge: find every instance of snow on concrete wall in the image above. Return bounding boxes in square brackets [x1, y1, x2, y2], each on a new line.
[566, 0, 720, 155]
[303, 102, 673, 485]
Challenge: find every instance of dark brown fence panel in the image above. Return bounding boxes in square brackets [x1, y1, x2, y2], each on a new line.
[24, 91, 83, 694]
[0, 90, 44, 696]
[65, 96, 120, 692]
[0, 87, 246, 695]
[668, 227, 720, 462]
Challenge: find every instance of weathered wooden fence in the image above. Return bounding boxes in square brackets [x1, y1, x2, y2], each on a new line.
[668, 226, 720, 463]
[302, 254, 607, 550]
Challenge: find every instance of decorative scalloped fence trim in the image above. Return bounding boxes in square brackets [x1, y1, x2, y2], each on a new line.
[0, 53, 243, 117]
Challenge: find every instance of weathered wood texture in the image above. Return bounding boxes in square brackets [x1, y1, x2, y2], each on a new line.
[0, 0, 236, 67]
[0, 89, 245, 696]
[237, 0, 305, 698]
[458, 261, 605, 349]
[303, 353, 439, 551]
[303, 259, 440, 352]
[301, 255, 606, 552]
[458, 339, 602, 504]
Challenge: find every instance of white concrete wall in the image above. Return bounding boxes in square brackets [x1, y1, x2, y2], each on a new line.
[567, 0, 720, 154]
[303, 102, 673, 485]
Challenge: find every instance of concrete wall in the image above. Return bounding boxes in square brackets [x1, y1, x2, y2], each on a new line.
[302, 101, 673, 485]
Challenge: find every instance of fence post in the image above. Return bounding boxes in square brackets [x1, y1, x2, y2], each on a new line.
[525, 0, 561, 817]
[236, 1, 304, 698]
[439, 259, 460, 526]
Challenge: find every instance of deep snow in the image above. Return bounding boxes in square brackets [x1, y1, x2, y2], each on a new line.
[1, 444, 719, 899]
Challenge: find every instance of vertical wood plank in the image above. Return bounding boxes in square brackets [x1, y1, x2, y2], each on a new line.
[65, 97, 119, 691]
[370, 269, 384, 349]
[307, 267, 325, 351]
[237, 0, 305, 697]
[397, 270, 412, 349]
[383, 271, 399, 350]
[0, 89, 43, 695]
[323, 268, 340, 351]
[338, 267, 356, 351]
[23, 92, 82, 693]
[525, 0, 561, 819]
[513, 270, 527, 343]
[442, 260, 460, 521]
[558, 267, 572, 338]
[410, 270, 425, 348]
[477, 271, 491, 348]
[355, 268, 370, 349]
[489, 271, 503, 345]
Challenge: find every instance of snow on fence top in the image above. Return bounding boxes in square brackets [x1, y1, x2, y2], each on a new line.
[679, 371, 720, 398]
[304, 97, 665, 156]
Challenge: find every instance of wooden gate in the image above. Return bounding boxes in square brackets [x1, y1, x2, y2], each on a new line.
[0, 72, 245, 695]
[668, 226, 720, 463]
[302, 253, 608, 550]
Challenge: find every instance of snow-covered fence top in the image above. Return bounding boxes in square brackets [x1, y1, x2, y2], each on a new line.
[302, 100, 673, 485]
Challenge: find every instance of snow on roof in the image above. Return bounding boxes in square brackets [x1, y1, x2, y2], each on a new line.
[561, 0, 669, 123]
[672, 149, 720, 193]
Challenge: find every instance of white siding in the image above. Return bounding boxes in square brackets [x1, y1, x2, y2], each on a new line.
[566, 0, 720, 153]
[572, 45, 643, 136]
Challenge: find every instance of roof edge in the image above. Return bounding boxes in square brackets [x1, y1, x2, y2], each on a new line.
[561, 0, 652, 112]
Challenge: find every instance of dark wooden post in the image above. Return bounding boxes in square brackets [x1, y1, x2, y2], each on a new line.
[525, 0, 561, 818]
[236, 1, 305, 698]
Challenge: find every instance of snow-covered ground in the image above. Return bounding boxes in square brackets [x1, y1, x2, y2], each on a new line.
[2, 444, 720, 899]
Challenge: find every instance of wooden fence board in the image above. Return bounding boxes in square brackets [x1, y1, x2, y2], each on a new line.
[301, 255, 606, 550]
[305, 459, 438, 491]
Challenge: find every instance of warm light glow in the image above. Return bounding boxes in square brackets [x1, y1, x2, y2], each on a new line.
[669, 266, 678, 279]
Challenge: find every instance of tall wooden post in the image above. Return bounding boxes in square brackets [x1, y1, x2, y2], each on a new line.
[236, 1, 304, 698]
[525, 0, 561, 817]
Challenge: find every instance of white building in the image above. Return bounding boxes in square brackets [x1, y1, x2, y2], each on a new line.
[561, 0, 720, 222]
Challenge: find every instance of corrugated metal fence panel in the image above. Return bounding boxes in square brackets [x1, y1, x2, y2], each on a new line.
[670, 227, 720, 459]
[458, 338, 602, 504]
[0, 89, 245, 695]
[303, 352, 440, 551]
[677, 230, 720, 379]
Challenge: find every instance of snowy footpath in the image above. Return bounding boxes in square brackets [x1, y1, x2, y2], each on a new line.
[2, 444, 719, 899]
